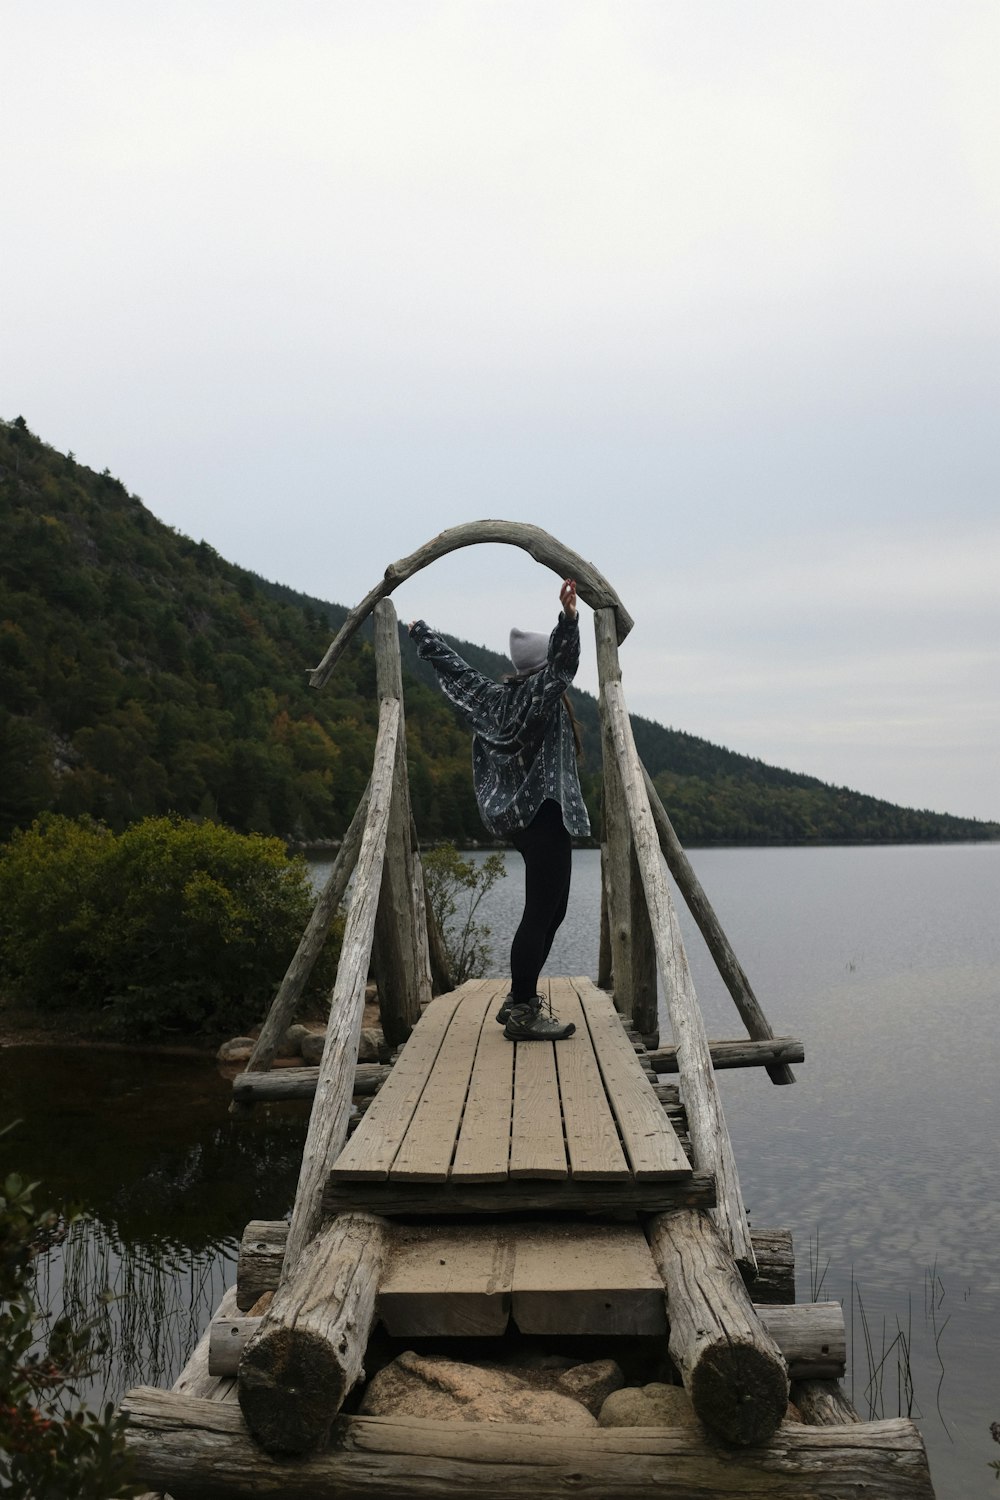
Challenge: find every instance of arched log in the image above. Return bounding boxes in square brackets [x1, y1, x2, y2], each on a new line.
[309, 521, 633, 688]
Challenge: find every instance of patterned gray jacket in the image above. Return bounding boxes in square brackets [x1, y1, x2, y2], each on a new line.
[409, 611, 591, 839]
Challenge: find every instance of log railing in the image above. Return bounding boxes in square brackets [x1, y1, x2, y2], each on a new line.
[595, 609, 756, 1276]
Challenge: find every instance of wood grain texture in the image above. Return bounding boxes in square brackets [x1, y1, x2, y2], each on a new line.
[238, 1212, 389, 1454]
[549, 980, 630, 1180]
[122, 1390, 935, 1499]
[510, 1222, 667, 1337]
[372, 600, 421, 1047]
[508, 995, 567, 1180]
[450, 982, 514, 1183]
[325, 1173, 716, 1217]
[390, 989, 493, 1182]
[330, 989, 467, 1182]
[648, 1038, 804, 1074]
[282, 697, 399, 1275]
[647, 1208, 788, 1447]
[310, 522, 633, 689]
[377, 1223, 517, 1337]
[574, 979, 689, 1179]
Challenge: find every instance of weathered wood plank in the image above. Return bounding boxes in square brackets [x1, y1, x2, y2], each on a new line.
[282, 697, 400, 1275]
[330, 988, 467, 1182]
[390, 989, 493, 1182]
[236, 1219, 791, 1311]
[122, 1390, 936, 1500]
[509, 992, 567, 1179]
[648, 1038, 804, 1074]
[548, 979, 630, 1181]
[325, 1173, 716, 1217]
[647, 1208, 788, 1447]
[450, 982, 514, 1183]
[239, 1212, 389, 1454]
[574, 980, 690, 1180]
[377, 1224, 516, 1337]
[309, 522, 634, 689]
[511, 1223, 666, 1337]
[641, 763, 795, 1085]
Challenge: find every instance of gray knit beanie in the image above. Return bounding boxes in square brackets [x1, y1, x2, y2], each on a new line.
[509, 628, 548, 675]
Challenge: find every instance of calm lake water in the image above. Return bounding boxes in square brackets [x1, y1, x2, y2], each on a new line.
[2, 842, 998, 1497]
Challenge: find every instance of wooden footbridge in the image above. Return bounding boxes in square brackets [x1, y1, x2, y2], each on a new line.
[123, 525, 935, 1497]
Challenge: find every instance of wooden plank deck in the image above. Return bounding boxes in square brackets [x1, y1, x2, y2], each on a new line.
[329, 976, 701, 1215]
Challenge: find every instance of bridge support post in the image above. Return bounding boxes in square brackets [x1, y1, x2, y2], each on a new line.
[372, 600, 430, 1046]
[594, 609, 657, 1041]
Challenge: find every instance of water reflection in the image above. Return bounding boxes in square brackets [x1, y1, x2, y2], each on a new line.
[3, 843, 997, 1495]
[1, 1048, 307, 1409]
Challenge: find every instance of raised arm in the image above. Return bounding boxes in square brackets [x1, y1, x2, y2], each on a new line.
[408, 620, 506, 728]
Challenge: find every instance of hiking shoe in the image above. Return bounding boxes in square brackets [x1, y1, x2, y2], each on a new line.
[495, 991, 516, 1024]
[504, 1002, 576, 1042]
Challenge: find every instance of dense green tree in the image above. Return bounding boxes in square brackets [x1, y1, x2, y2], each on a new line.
[1, 417, 996, 849]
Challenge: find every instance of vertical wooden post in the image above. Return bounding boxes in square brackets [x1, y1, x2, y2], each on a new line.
[371, 601, 422, 1046]
[597, 844, 612, 990]
[594, 609, 657, 1039]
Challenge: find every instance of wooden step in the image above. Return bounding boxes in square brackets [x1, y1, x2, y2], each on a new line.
[377, 1222, 667, 1339]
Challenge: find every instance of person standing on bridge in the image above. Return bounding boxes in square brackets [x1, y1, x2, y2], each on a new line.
[408, 578, 590, 1042]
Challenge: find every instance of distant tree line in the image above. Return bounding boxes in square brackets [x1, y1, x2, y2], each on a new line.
[1, 417, 996, 850]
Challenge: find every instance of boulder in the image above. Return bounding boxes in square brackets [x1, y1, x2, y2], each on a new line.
[598, 1382, 696, 1428]
[285, 1023, 314, 1054]
[359, 1352, 596, 1428]
[300, 1030, 326, 1064]
[556, 1360, 625, 1417]
[357, 1027, 384, 1063]
[216, 1037, 254, 1065]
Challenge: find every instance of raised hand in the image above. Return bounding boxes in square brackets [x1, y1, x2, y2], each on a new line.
[559, 578, 578, 618]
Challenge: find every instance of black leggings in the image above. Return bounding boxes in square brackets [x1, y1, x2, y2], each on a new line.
[508, 799, 572, 1003]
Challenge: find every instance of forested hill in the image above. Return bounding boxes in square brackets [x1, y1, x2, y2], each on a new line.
[2, 416, 996, 848]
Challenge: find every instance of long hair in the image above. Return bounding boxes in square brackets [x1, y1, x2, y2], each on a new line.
[502, 669, 583, 760]
[562, 692, 583, 760]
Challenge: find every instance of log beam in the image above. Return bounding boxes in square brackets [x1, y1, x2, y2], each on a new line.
[792, 1379, 862, 1425]
[232, 1062, 391, 1105]
[238, 1212, 390, 1454]
[122, 1390, 936, 1499]
[209, 1299, 841, 1381]
[310, 521, 633, 689]
[647, 1209, 789, 1446]
[648, 1038, 804, 1074]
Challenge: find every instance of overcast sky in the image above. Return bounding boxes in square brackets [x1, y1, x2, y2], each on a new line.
[5, 2, 998, 820]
